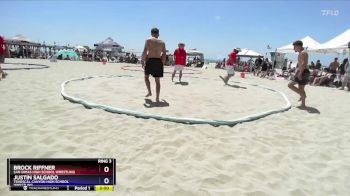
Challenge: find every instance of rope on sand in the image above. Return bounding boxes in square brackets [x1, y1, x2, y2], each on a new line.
[2, 62, 50, 70]
[61, 75, 291, 126]
[121, 65, 202, 75]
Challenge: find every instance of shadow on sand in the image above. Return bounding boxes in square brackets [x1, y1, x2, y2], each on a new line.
[144, 99, 170, 108]
[227, 84, 247, 89]
[296, 106, 320, 114]
[174, 81, 189, 86]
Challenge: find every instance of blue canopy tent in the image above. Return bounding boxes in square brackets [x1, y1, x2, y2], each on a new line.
[56, 50, 78, 60]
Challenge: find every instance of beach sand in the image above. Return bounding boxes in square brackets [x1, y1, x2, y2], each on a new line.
[0, 59, 350, 196]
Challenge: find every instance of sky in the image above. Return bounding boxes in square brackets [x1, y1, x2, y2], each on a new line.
[1, 0, 349, 63]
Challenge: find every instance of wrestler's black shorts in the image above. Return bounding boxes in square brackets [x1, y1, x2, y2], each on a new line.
[294, 69, 310, 85]
[145, 58, 163, 77]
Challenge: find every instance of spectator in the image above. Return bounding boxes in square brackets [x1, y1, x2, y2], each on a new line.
[315, 60, 322, 70]
[329, 57, 339, 75]
[340, 58, 349, 90]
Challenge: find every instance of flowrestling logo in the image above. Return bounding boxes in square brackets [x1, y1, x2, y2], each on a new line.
[321, 10, 340, 16]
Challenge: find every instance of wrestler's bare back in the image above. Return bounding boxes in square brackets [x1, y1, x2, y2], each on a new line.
[144, 37, 166, 63]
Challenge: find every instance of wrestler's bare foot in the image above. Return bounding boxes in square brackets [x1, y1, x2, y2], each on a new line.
[299, 104, 307, 109]
[299, 95, 306, 108]
[156, 97, 160, 102]
[145, 93, 152, 97]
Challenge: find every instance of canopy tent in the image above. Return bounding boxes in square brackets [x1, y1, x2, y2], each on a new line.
[75, 45, 87, 52]
[94, 37, 124, 51]
[8, 34, 32, 42]
[309, 29, 350, 55]
[277, 36, 320, 53]
[237, 48, 263, 58]
[186, 49, 204, 67]
[56, 50, 78, 60]
[53, 46, 65, 50]
[186, 48, 204, 56]
[6, 34, 41, 46]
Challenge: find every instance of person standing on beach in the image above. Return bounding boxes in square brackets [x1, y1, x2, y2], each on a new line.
[219, 48, 240, 85]
[288, 40, 310, 108]
[340, 58, 349, 91]
[172, 42, 187, 82]
[141, 28, 166, 102]
[0, 35, 9, 80]
[329, 57, 339, 75]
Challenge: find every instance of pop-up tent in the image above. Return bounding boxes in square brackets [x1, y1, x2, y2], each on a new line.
[75, 45, 87, 52]
[6, 34, 40, 46]
[277, 36, 320, 53]
[94, 37, 124, 52]
[237, 48, 263, 57]
[8, 34, 32, 43]
[310, 29, 350, 55]
[56, 50, 78, 60]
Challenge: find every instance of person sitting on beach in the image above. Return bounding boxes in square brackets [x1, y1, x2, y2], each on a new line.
[315, 60, 322, 70]
[0, 35, 9, 80]
[57, 54, 63, 60]
[310, 61, 315, 69]
[219, 48, 240, 85]
[312, 69, 333, 86]
[309, 68, 320, 84]
[339, 58, 349, 90]
[141, 27, 166, 102]
[172, 42, 187, 82]
[64, 55, 70, 60]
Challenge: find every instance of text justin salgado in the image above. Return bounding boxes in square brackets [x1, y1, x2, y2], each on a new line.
[14, 175, 59, 180]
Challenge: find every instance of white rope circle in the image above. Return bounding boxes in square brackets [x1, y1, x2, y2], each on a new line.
[61, 75, 291, 126]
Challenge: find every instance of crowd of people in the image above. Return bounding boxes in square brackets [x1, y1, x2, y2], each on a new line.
[308, 58, 349, 89]
[214, 49, 350, 91]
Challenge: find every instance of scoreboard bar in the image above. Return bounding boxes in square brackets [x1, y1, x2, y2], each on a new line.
[10, 185, 114, 191]
[7, 158, 116, 191]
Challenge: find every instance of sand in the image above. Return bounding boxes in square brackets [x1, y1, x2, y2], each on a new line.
[0, 58, 350, 196]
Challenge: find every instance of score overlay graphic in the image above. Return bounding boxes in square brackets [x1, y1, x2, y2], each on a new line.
[7, 158, 116, 191]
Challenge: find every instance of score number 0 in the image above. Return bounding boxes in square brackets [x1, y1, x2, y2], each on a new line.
[103, 166, 109, 184]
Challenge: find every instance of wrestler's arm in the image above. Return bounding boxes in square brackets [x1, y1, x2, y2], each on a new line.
[161, 42, 166, 65]
[141, 40, 148, 66]
[173, 50, 177, 63]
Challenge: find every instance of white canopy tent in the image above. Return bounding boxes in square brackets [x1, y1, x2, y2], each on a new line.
[237, 48, 263, 57]
[186, 48, 204, 56]
[8, 34, 32, 43]
[75, 45, 87, 52]
[309, 29, 350, 55]
[277, 36, 321, 53]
